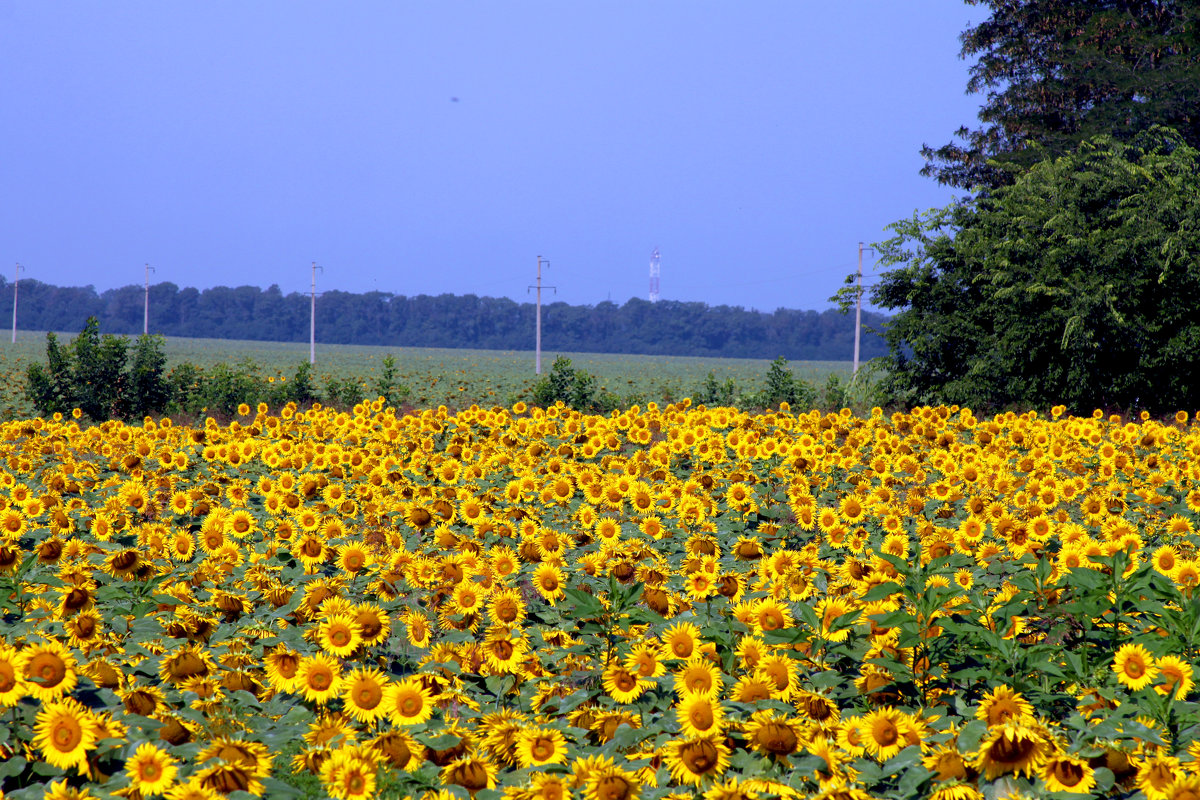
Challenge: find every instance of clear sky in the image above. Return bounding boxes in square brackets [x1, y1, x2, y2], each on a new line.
[1, 2, 984, 311]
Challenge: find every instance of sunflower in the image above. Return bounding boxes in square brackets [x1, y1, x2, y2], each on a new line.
[337, 544, 372, 575]
[298, 653, 345, 705]
[319, 613, 364, 658]
[731, 674, 775, 704]
[441, 751, 498, 795]
[516, 727, 569, 767]
[0, 647, 24, 709]
[404, 503, 436, 532]
[341, 667, 390, 724]
[752, 598, 792, 634]
[18, 639, 78, 701]
[660, 622, 702, 661]
[320, 746, 378, 800]
[226, 509, 257, 538]
[625, 642, 666, 679]
[159, 645, 213, 686]
[584, 761, 642, 800]
[126, 742, 179, 796]
[755, 654, 799, 701]
[1137, 754, 1182, 800]
[478, 626, 524, 674]
[1041, 754, 1095, 794]
[388, 677, 435, 726]
[43, 781, 100, 800]
[33, 697, 97, 772]
[862, 707, 909, 762]
[975, 684, 1033, 728]
[928, 784, 983, 800]
[1113, 643, 1159, 691]
[923, 745, 970, 782]
[744, 710, 801, 760]
[816, 596, 857, 643]
[353, 603, 391, 647]
[405, 611, 434, 648]
[972, 720, 1052, 780]
[264, 647, 303, 693]
[1155, 655, 1195, 700]
[673, 658, 722, 697]
[452, 582, 488, 615]
[532, 564, 566, 605]
[676, 692, 725, 738]
[664, 735, 731, 786]
[370, 730, 425, 772]
[602, 663, 650, 704]
[529, 772, 574, 800]
[119, 683, 167, 717]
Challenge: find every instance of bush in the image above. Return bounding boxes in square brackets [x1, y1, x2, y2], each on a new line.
[692, 371, 739, 407]
[758, 356, 815, 410]
[531, 357, 611, 412]
[372, 355, 411, 409]
[26, 318, 171, 421]
[325, 375, 366, 409]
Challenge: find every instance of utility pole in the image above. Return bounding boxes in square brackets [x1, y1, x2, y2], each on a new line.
[143, 263, 156, 335]
[310, 261, 323, 365]
[854, 242, 875, 380]
[528, 256, 556, 374]
[11, 263, 23, 344]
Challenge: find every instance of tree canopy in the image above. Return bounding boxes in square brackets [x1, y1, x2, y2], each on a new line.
[0, 279, 887, 362]
[870, 127, 1200, 413]
[924, 1, 1200, 189]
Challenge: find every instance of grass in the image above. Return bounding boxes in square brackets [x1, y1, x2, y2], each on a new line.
[0, 329, 855, 418]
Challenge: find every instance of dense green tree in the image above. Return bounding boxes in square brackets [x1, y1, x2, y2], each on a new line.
[869, 127, 1200, 413]
[925, 1, 1200, 189]
[0, 276, 888, 360]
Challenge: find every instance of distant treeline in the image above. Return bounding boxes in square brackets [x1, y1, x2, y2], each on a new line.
[0, 277, 888, 360]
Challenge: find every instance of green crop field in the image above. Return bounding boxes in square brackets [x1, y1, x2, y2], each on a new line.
[0, 330, 855, 419]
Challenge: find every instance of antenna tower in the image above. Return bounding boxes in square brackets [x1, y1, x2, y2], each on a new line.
[649, 247, 660, 303]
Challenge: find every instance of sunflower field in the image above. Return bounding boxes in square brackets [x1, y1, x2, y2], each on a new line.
[3, 399, 1200, 800]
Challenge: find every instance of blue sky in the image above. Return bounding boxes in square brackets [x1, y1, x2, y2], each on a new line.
[1, 2, 985, 311]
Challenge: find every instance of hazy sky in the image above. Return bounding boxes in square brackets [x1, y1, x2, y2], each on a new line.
[2, 2, 985, 311]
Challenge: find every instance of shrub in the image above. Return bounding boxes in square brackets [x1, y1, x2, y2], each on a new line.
[759, 356, 815, 409]
[372, 355, 411, 409]
[531, 357, 608, 411]
[26, 317, 171, 421]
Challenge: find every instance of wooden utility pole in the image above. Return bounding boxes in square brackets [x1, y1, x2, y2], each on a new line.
[11, 263, 23, 344]
[529, 256, 555, 374]
[143, 263, 155, 335]
[854, 242, 874, 380]
[310, 261, 323, 365]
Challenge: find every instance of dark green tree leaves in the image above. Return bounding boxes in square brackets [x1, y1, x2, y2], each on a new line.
[872, 127, 1200, 413]
[925, 1, 1200, 189]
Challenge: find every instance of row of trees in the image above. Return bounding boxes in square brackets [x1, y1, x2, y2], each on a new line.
[0, 280, 886, 362]
[26, 318, 411, 421]
[851, 1, 1200, 414]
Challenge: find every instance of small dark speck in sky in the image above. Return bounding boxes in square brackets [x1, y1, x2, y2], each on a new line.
[450, 97, 459, 102]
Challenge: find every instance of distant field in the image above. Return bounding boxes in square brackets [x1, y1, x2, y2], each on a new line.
[0, 330, 854, 418]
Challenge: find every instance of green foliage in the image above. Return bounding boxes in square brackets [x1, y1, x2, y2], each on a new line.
[758, 356, 815, 409]
[530, 357, 620, 412]
[325, 374, 366, 408]
[288, 361, 318, 406]
[924, 2, 1200, 189]
[126, 333, 170, 419]
[693, 370, 739, 406]
[0, 276, 888, 362]
[865, 128, 1200, 414]
[25, 317, 170, 421]
[372, 354, 411, 408]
